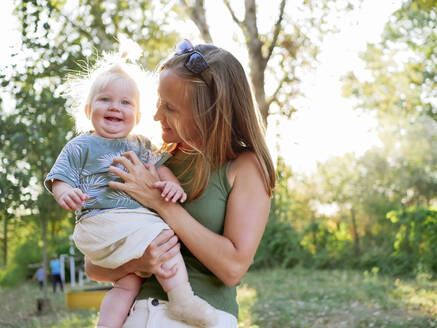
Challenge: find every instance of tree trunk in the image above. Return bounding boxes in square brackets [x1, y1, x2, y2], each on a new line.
[180, 0, 213, 43]
[312, 223, 318, 252]
[400, 205, 412, 255]
[181, 0, 288, 129]
[50, 218, 57, 239]
[404, 221, 412, 255]
[36, 214, 51, 314]
[42, 217, 48, 299]
[350, 208, 360, 258]
[2, 216, 7, 266]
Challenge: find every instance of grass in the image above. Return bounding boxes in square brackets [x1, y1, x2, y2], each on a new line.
[0, 268, 435, 328]
[0, 282, 100, 328]
[238, 268, 437, 328]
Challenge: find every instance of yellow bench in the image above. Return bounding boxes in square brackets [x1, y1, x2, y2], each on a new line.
[66, 287, 110, 310]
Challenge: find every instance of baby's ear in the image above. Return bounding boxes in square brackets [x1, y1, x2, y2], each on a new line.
[84, 105, 91, 119]
[136, 110, 141, 124]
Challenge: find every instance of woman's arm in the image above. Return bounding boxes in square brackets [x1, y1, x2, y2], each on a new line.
[109, 151, 271, 286]
[85, 256, 130, 282]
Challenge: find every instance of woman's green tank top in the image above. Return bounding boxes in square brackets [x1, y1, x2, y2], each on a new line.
[136, 150, 238, 317]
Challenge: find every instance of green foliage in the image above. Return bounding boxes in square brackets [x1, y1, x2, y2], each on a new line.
[387, 207, 437, 274]
[256, 139, 436, 275]
[343, 0, 436, 121]
[254, 210, 306, 269]
[0, 116, 32, 266]
[302, 221, 356, 269]
[0, 236, 42, 287]
[0, 221, 74, 287]
[328, 0, 437, 276]
[254, 158, 308, 269]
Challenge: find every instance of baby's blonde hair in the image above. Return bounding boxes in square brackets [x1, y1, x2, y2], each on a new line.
[64, 41, 152, 134]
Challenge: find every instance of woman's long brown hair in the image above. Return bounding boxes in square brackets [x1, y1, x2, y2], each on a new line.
[159, 44, 276, 199]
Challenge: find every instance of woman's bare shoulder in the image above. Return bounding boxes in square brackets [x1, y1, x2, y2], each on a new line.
[228, 151, 263, 187]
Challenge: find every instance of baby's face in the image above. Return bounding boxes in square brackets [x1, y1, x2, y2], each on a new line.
[88, 77, 139, 139]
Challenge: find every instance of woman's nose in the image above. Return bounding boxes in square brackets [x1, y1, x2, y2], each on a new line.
[154, 105, 162, 121]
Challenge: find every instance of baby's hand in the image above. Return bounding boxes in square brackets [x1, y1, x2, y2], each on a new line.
[153, 181, 187, 203]
[56, 188, 89, 211]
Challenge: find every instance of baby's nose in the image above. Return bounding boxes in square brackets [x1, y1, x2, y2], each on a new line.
[109, 102, 121, 111]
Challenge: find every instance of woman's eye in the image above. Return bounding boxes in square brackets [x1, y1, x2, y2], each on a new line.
[157, 98, 175, 112]
[165, 105, 174, 112]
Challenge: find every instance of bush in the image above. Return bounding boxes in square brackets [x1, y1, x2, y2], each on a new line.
[253, 213, 308, 269]
[387, 206, 437, 275]
[0, 236, 42, 287]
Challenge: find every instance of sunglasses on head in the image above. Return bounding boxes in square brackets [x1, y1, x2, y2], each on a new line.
[175, 39, 209, 75]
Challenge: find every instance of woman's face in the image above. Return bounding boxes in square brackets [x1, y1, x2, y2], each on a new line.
[155, 68, 195, 145]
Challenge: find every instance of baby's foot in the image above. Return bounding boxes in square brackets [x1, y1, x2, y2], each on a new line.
[167, 295, 218, 327]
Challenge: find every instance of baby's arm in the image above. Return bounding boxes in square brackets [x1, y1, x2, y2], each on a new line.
[52, 180, 89, 211]
[155, 166, 187, 203]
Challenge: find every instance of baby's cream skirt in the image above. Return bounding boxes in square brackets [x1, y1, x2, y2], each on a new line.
[73, 208, 170, 269]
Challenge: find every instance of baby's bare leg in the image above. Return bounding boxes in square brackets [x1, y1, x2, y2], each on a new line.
[97, 274, 142, 328]
[156, 251, 188, 292]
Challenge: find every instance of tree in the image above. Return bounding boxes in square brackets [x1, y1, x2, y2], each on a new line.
[341, 0, 437, 206]
[340, 0, 437, 270]
[179, 0, 356, 126]
[0, 125, 31, 266]
[343, 0, 436, 121]
[315, 154, 364, 258]
[0, 0, 181, 289]
[308, 114, 436, 272]
[377, 115, 437, 207]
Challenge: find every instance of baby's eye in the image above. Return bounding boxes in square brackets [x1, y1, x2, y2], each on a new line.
[121, 100, 131, 105]
[100, 97, 110, 102]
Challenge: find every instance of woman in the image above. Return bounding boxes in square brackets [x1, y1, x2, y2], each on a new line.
[85, 39, 276, 327]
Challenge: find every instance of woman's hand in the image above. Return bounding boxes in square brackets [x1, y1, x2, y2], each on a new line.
[129, 230, 181, 278]
[85, 230, 180, 282]
[108, 151, 165, 210]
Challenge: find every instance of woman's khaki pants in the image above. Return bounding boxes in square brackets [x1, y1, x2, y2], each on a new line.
[122, 298, 237, 328]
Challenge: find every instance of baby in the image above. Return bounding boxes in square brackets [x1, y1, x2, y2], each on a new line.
[44, 53, 217, 328]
